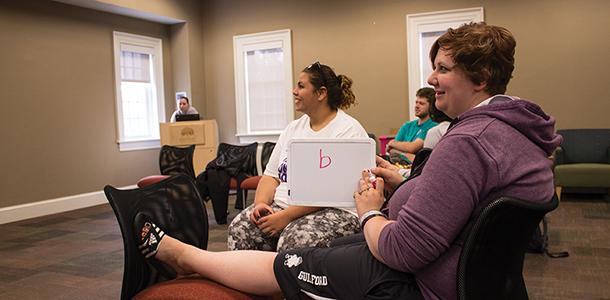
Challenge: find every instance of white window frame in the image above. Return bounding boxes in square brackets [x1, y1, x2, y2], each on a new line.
[113, 31, 165, 151]
[406, 7, 484, 120]
[233, 29, 294, 144]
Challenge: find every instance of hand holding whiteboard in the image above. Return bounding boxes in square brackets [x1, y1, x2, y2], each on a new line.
[287, 138, 376, 207]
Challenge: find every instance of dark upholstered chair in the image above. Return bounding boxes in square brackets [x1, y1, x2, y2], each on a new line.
[228, 142, 276, 207]
[133, 278, 282, 300]
[457, 194, 559, 300]
[137, 145, 195, 188]
[106, 174, 281, 300]
[553, 129, 610, 198]
[105, 174, 208, 300]
[159, 144, 196, 179]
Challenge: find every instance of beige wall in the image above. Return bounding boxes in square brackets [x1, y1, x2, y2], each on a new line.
[0, 1, 172, 207]
[97, 0, 207, 118]
[2, 0, 609, 209]
[201, 0, 610, 143]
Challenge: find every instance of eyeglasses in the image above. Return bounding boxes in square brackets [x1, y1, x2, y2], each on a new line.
[306, 61, 326, 87]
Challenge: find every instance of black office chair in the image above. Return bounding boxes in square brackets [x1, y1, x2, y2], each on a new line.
[457, 194, 559, 300]
[159, 144, 196, 179]
[137, 145, 196, 188]
[104, 174, 209, 300]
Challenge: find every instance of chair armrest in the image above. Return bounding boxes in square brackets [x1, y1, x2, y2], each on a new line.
[552, 147, 565, 166]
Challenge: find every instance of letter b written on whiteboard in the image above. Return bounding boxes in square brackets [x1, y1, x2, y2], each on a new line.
[319, 149, 332, 169]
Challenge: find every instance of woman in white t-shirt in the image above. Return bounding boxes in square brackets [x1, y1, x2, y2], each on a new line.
[423, 96, 453, 149]
[228, 62, 368, 252]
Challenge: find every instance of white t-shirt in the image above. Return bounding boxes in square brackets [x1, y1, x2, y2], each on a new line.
[423, 121, 450, 149]
[264, 109, 368, 213]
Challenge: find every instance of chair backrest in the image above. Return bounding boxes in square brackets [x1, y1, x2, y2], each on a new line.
[207, 142, 258, 176]
[457, 194, 559, 300]
[104, 174, 209, 300]
[557, 129, 610, 164]
[159, 145, 196, 179]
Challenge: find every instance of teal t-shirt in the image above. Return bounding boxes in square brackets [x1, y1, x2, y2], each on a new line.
[395, 118, 438, 142]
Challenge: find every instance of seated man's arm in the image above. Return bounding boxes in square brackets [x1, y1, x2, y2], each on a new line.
[387, 138, 424, 154]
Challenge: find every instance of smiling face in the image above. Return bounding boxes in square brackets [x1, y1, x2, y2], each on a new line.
[427, 48, 487, 119]
[292, 72, 326, 114]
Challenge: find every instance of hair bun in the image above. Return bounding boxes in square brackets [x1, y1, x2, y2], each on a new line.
[337, 74, 356, 109]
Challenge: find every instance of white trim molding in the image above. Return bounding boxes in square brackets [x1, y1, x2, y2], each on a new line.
[233, 29, 294, 144]
[0, 185, 136, 224]
[117, 138, 161, 151]
[113, 31, 166, 152]
[406, 7, 484, 120]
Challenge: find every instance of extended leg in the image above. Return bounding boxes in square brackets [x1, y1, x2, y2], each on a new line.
[155, 235, 281, 295]
[136, 214, 281, 296]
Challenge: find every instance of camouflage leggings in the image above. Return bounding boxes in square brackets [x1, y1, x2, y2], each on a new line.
[227, 203, 361, 252]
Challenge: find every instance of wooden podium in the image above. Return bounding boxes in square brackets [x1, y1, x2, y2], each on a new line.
[160, 120, 219, 175]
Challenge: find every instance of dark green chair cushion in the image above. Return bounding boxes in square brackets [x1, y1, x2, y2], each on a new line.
[553, 129, 610, 189]
[554, 163, 610, 187]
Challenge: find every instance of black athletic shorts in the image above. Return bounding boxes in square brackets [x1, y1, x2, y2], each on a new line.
[273, 241, 423, 300]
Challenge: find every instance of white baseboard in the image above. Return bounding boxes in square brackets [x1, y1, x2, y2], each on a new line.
[0, 185, 137, 225]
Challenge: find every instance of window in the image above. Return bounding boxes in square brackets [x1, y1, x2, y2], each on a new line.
[406, 7, 484, 120]
[113, 31, 165, 151]
[233, 29, 293, 143]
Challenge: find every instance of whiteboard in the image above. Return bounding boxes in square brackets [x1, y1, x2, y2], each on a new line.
[287, 138, 376, 207]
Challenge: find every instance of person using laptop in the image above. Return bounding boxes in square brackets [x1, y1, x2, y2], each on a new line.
[227, 62, 369, 252]
[133, 23, 561, 299]
[170, 96, 199, 122]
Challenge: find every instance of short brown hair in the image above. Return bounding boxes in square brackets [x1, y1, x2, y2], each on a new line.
[416, 87, 435, 105]
[430, 22, 516, 95]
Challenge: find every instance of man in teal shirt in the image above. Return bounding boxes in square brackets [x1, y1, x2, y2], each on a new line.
[386, 87, 438, 162]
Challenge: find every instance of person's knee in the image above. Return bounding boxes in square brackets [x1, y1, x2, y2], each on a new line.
[277, 225, 328, 251]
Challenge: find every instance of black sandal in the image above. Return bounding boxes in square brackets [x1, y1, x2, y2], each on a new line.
[134, 213, 176, 278]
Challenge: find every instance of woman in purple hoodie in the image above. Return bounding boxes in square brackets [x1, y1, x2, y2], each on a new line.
[134, 22, 561, 300]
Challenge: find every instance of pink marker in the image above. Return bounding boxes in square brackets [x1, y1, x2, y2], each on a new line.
[368, 170, 377, 189]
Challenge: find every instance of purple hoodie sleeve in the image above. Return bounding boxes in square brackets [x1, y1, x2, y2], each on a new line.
[378, 134, 499, 272]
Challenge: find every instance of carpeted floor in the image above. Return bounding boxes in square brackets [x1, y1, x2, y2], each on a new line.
[1, 193, 609, 299]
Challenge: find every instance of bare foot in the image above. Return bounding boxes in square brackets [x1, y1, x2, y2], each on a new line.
[154, 235, 195, 277]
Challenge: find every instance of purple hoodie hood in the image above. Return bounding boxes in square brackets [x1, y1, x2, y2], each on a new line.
[454, 96, 562, 156]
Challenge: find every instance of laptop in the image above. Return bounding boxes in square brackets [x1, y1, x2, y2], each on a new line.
[287, 138, 376, 208]
[176, 114, 200, 122]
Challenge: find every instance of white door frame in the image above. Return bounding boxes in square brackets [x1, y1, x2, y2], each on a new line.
[406, 7, 484, 120]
